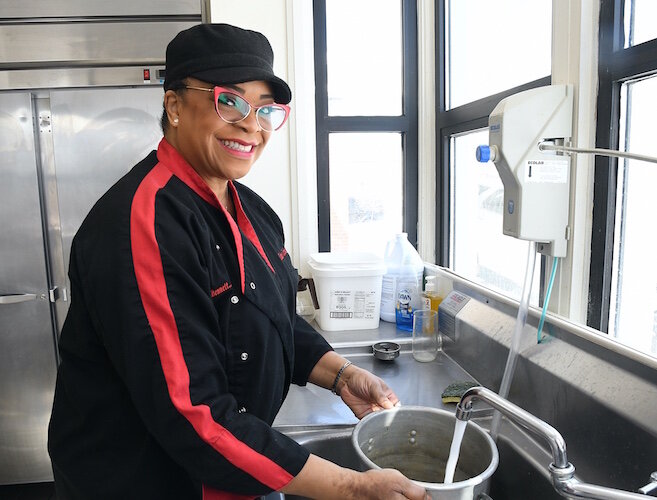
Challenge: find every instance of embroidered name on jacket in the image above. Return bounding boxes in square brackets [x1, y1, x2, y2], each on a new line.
[211, 282, 232, 297]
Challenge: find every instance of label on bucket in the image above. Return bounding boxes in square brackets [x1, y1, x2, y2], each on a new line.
[329, 289, 378, 319]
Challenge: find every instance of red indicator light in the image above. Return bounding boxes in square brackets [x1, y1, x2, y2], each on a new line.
[143, 69, 151, 80]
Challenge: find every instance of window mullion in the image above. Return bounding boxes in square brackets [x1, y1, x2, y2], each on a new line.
[313, 0, 331, 251]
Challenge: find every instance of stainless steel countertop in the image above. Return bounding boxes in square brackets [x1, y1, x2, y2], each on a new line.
[273, 321, 479, 428]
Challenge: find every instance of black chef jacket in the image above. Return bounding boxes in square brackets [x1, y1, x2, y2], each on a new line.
[48, 138, 333, 500]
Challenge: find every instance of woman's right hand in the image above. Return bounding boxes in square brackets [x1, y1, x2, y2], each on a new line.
[280, 454, 429, 499]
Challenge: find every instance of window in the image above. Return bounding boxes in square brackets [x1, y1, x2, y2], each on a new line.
[314, 0, 418, 252]
[609, 77, 657, 354]
[447, 0, 551, 109]
[328, 133, 403, 253]
[326, 0, 403, 116]
[590, 0, 657, 357]
[623, 0, 657, 48]
[437, 1, 551, 304]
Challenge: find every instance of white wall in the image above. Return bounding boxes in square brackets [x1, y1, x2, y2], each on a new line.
[417, 0, 436, 263]
[550, 0, 599, 322]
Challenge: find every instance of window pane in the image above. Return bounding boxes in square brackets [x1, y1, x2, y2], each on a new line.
[609, 76, 657, 357]
[329, 133, 403, 253]
[326, 0, 402, 116]
[450, 129, 540, 304]
[447, 0, 551, 109]
[624, 0, 657, 48]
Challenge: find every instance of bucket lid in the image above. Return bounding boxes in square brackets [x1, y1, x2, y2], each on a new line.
[308, 252, 385, 274]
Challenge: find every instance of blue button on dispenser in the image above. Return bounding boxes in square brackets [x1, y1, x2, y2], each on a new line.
[476, 145, 491, 163]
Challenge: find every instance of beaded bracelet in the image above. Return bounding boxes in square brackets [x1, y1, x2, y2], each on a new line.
[331, 360, 352, 395]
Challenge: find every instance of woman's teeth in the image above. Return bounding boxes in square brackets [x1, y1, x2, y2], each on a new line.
[221, 140, 253, 153]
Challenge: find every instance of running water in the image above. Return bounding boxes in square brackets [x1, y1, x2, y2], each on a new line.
[443, 419, 468, 484]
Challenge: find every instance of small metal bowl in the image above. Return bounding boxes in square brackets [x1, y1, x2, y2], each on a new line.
[372, 342, 400, 361]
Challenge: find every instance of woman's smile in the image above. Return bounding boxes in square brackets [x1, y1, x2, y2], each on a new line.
[219, 138, 257, 158]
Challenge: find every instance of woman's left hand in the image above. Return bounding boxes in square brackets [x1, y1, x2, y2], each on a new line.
[338, 366, 400, 419]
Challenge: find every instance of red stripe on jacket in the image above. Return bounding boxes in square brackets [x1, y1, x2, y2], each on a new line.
[203, 484, 256, 500]
[130, 161, 293, 492]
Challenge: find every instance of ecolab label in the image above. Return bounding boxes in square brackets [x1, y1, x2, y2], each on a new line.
[524, 159, 568, 183]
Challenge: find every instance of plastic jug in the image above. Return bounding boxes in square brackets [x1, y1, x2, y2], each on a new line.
[380, 233, 424, 331]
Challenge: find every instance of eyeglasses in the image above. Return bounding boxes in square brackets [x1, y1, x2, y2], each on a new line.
[184, 85, 290, 132]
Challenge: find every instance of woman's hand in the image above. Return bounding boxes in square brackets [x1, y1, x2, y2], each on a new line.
[308, 351, 401, 420]
[337, 364, 400, 419]
[281, 454, 429, 500]
[357, 468, 429, 500]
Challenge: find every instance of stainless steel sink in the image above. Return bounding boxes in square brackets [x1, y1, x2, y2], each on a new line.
[491, 435, 560, 499]
[269, 419, 560, 500]
[271, 342, 562, 499]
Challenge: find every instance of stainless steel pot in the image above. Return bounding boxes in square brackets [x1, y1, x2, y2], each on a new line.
[352, 406, 498, 500]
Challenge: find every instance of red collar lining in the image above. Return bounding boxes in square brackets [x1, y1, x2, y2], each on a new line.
[228, 181, 275, 273]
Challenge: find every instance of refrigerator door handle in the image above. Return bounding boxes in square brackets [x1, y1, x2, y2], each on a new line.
[0, 293, 38, 305]
[48, 286, 67, 303]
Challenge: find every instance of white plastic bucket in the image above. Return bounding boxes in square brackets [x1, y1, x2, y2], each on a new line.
[308, 252, 386, 331]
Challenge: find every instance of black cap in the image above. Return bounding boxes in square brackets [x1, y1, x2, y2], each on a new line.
[164, 23, 292, 104]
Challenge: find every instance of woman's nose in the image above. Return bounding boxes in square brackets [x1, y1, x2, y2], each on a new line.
[237, 108, 261, 132]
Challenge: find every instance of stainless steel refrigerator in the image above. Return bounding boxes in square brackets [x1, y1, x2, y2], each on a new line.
[0, 0, 205, 484]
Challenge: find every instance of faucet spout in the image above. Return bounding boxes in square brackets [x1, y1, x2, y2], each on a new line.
[455, 386, 649, 499]
[456, 386, 568, 468]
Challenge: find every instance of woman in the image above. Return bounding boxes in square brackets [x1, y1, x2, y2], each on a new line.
[48, 23, 427, 500]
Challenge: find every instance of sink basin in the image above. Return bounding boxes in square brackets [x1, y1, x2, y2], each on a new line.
[491, 435, 560, 500]
[269, 420, 560, 500]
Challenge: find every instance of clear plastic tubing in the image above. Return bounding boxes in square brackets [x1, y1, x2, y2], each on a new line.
[490, 241, 537, 440]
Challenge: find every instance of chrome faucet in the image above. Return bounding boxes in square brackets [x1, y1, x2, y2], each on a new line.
[638, 472, 657, 495]
[455, 386, 653, 499]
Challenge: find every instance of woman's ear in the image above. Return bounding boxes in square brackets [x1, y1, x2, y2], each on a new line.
[163, 90, 181, 127]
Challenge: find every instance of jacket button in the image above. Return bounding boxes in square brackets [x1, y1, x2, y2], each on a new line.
[230, 296, 239, 304]
[240, 352, 249, 361]
[215, 244, 220, 251]
[249, 282, 256, 290]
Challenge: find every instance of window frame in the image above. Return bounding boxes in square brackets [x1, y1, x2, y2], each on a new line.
[312, 0, 418, 251]
[588, 0, 657, 332]
[434, 0, 549, 300]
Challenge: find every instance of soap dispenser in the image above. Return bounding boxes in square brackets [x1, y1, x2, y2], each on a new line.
[422, 276, 441, 312]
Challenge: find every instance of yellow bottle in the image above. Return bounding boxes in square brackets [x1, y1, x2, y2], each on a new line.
[422, 276, 443, 312]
